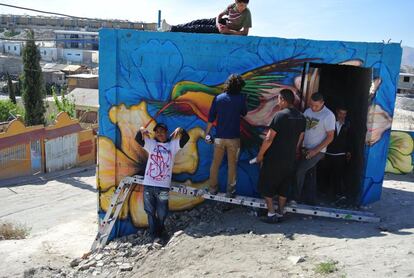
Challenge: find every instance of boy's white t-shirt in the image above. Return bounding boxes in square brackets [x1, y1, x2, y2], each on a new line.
[143, 138, 181, 188]
[303, 106, 335, 152]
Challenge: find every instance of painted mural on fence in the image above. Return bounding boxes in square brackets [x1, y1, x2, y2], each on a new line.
[99, 29, 402, 235]
[386, 130, 414, 174]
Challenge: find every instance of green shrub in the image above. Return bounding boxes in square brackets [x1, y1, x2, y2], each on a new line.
[3, 30, 20, 37]
[315, 261, 338, 275]
[0, 100, 25, 122]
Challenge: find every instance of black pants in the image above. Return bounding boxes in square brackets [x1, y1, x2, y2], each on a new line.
[319, 155, 347, 197]
[171, 18, 220, 34]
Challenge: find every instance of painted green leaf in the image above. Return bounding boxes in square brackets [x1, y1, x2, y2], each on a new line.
[389, 131, 414, 155]
[387, 148, 414, 174]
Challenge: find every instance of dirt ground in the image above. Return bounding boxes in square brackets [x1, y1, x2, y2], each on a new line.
[0, 169, 97, 278]
[0, 169, 413, 278]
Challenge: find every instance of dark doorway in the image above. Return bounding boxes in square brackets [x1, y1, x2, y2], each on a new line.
[301, 63, 372, 205]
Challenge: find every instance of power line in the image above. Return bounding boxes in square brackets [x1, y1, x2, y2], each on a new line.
[0, 2, 152, 25]
[0, 37, 98, 42]
[0, 2, 104, 21]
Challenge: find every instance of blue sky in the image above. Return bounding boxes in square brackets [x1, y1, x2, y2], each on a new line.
[1, 0, 413, 46]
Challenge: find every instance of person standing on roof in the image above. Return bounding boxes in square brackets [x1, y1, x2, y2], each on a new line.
[160, 0, 252, 36]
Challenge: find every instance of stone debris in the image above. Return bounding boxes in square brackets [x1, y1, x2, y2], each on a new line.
[119, 263, 133, 271]
[69, 258, 82, 268]
[23, 201, 232, 278]
[288, 256, 305, 265]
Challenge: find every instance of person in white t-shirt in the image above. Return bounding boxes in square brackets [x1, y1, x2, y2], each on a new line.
[135, 123, 189, 242]
[294, 92, 335, 203]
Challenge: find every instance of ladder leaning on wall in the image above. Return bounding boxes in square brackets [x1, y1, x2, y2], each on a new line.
[89, 175, 380, 253]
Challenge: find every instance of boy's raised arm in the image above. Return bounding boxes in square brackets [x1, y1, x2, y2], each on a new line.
[135, 127, 150, 146]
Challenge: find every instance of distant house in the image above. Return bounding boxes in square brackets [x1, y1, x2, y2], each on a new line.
[37, 41, 58, 62]
[42, 69, 65, 86]
[398, 73, 414, 94]
[67, 74, 98, 92]
[61, 65, 88, 76]
[0, 55, 23, 75]
[3, 41, 23, 56]
[58, 48, 98, 65]
[62, 48, 83, 63]
[45, 88, 98, 125]
[42, 63, 66, 86]
[67, 88, 99, 124]
[39, 47, 58, 62]
[42, 63, 67, 72]
[54, 30, 99, 50]
[53, 30, 99, 65]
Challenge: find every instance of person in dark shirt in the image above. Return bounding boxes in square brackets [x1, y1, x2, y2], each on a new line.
[160, 0, 252, 35]
[205, 74, 248, 197]
[256, 89, 306, 223]
[135, 123, 189, 242]
[322, 107, 352, 200]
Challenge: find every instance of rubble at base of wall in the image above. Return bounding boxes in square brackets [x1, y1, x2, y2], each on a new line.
[23, 201, 235, 278]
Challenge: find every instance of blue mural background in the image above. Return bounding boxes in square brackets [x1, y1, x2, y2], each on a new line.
[99, 29, 402, 237]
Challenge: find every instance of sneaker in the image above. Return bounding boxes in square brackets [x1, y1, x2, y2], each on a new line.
[275, 212, 285, 222]
[288, 200, 298, 207]
[226, 186, 236, 198]
[225, 190, 236, 198]
[153, 237, 162, 244]
[260, 214, 279, 224]
[275, 212, 284, 218]
[159, 19, 171, 32]
[160, 231, 170, 242]
[208, 187, 218, 195]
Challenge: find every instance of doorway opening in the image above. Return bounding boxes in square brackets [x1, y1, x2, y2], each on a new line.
[300, 63, 372, 205]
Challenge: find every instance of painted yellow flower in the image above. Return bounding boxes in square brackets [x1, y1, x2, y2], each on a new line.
[98, 101, 205, 227]
[386, 131, 414, 174]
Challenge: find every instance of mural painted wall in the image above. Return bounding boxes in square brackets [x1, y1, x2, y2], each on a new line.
[98, 29, 402, 237]
[385, 130, 414, 174]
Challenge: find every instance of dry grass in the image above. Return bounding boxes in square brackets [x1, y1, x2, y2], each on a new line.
[0, 221, 30, 240]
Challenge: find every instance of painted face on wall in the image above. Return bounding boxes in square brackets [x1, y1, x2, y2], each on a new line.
[154, 127, 168, 142]
[236, 2, 247, 13]
[309, 99, 324, 112]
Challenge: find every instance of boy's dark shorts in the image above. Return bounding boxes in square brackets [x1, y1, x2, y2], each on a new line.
[258, 161, 293, 198]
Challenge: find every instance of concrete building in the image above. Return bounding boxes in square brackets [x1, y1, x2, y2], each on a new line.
[54, 30, 99, 50]
[3, 41, 23, 56]
[67, 88, 99, 124]
[42, 64, 66, 85]
[67, 74, 98, 92]
[0, 14, 157, 32]
[45, 88, 98, 124]
[39, 47, 58, 62]
[37, 42, 58, 62]
[0, 55, 22, 74]
[62, 48, 83, 63]
[61, 65, 88, 76]
[42, 69, 65, 86]
[398, 73, 414, 94]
